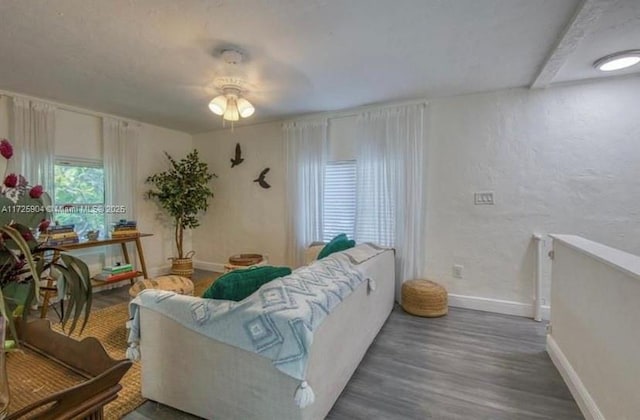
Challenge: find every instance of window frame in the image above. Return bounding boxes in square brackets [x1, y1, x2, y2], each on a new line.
[53, 157, 106, 237]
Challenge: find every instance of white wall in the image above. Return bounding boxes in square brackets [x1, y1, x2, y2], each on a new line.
[547, 235, 640, 420]
[0, 94, 193, 277]
[193, 76, 640, 315]
[192, 121, 286, 270]
[425, 76, 640, 313]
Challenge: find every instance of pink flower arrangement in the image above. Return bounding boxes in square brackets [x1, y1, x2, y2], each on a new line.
[4, 173, 18, 188]
[0, 139, 13, 160]
[29, 185, 44, 199]
[0, 138, 50, 229]
[38, 219, 50, 233]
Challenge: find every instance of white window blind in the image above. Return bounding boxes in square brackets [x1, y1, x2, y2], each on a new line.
[323, 160, 356, 242]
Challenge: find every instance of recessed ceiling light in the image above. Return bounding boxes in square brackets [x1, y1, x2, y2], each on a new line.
[594, 50, 640, 72]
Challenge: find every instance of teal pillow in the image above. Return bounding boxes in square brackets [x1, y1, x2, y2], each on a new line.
[202, 266, 292, 301]
[317, 234, 355, 259]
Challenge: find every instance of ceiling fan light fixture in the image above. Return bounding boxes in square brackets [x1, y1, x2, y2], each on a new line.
[237, 97, 255, 118]
[594, 50, 640, 72]
[209, 49, 255, 124]
[208, 95, 227, 115]
[223, 97, 240, 121]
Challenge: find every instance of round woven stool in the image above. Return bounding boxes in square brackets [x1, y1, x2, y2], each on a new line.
[129, 275, 194, 299]
[401, 279, 448, 317]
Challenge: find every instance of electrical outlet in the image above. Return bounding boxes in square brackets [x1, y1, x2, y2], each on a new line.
[474, 191, 494, 205]
[452, 264, 464, 279]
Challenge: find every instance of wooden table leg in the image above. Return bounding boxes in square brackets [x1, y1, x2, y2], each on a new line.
[119, 242, 136, 284]
[40, 250, 61, 319]
[134, 237, 149, 279]
[39, 278, 54, 319]
[120, 243, 131, 265]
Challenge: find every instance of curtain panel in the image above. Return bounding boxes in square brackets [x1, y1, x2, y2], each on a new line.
[355, 103, 428, 301]
[102, 117, 138, 227]
[9, 97, 56, 194]
[284, 119, 328, 267]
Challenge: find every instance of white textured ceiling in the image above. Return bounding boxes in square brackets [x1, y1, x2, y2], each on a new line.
[554, 0, 640, 83]
[0, 0, 635, 133]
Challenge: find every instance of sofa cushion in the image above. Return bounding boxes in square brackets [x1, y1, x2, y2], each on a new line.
[202, 266, 292, 301]
[317, 234, 355, 259]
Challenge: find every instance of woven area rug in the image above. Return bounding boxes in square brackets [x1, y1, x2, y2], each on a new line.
[52, 302, 143, 419]
[7, 277, 216, 419]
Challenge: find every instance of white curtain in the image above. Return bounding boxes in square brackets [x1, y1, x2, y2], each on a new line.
[284, 119, 328, 267]
[355, 103, 428, 301]
[103, 117, 138, 272]
[103, 117, 138, 226]
[10, 97, 56, 193]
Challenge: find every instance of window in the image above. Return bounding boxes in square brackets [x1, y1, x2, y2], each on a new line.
[53, 159, 106, 237]
[322, 160, 356, 242]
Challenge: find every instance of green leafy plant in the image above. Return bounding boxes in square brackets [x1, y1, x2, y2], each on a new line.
[0, 138, 93, 343]
[1, 225, 92, 337]
[146, 150, 216, 258]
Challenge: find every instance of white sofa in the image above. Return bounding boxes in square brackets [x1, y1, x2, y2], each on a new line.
[137, 248, 395, 419]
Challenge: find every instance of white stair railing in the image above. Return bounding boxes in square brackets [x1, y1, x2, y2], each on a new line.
[532, 233, 544, 322]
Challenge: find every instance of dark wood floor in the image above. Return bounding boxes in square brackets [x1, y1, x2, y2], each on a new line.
[55, 272, 582, 420]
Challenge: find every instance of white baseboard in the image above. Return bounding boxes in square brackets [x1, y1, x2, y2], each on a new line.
[546, 335, 604, 420]
[448, 293, 550, 320]
[147, 264, 172, 278]
[193, 260, 225, 273]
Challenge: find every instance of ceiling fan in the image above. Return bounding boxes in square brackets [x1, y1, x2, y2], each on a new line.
[207, 49, 255, 122]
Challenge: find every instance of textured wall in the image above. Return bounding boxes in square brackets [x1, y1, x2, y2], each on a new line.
[192, 121, 287, 269]
[425, 76, 640, 307]
[192, 76, 640, 313]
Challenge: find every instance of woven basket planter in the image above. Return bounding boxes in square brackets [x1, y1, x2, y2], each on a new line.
[401, 279, 448, 317]
[228, 253, 263, 266]
[170, 251, 195, 278]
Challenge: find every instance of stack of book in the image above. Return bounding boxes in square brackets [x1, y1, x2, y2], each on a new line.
[111, 220, 139, 238]
[94, 263, 135, 282]
[42, 224, 79, 246]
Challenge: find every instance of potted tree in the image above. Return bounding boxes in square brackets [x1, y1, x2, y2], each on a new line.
[146, 150, 216, 278]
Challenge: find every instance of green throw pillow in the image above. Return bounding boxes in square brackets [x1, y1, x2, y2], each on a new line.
[202, 266, 292, 301]
[317, 233, 355, 259]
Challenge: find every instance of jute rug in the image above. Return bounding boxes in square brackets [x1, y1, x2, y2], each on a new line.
[7, 277, 216, 419]
[9, 276, 217, 420]
[5, 303, 140, 419]
[53, 302, 143, 419]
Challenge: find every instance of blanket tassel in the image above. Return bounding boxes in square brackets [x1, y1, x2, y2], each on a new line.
[126, 342, 140, 361]
[294, 381, 315, 408]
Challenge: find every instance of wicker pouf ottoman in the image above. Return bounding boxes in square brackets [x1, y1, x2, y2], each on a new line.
[129, 275, 195, 299]
[401, 279, 448, 317]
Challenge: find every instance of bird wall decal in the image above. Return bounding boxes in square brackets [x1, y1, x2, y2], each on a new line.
[230, 143, 244, 167]
[253, 168, 271, 189]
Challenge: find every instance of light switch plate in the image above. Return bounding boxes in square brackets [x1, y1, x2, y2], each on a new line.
[474, 191, 494, 205]
[453, 264, 464, 279]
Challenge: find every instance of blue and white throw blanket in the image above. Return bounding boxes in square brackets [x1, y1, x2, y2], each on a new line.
[127, 244, 386, 408]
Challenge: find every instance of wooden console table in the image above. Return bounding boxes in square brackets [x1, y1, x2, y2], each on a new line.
[40, 234, 153, 319]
